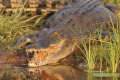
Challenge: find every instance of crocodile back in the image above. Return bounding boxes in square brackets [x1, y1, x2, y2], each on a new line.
[46, 0, 117, 38]
[0, 0, 78, 15]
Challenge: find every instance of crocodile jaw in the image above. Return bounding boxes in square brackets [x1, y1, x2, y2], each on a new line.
[25, 39, 68, 67]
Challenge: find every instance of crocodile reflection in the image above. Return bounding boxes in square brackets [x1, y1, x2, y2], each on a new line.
[27, 65, 86, 80]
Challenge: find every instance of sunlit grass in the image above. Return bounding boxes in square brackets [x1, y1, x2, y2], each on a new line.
[103, 0, 120, 6]
[0, 9, 43, 51]
[103, 25, 120, 73]
[78, 0, 120, 73]
[80, 20, 120, 73]
[79, 35, 98, 71]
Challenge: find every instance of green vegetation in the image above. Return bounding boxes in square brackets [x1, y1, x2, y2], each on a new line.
[0, 1, 120, 80]
[103, 0, 120, 6]
[0, 68, 27, 80]
[79, 35, 98, 71]
[80, 20, 120, 73]
[76, 0, 120, 74]
[0, 10, 43, 51]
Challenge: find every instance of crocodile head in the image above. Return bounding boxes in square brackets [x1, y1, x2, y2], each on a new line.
[25, 31, 75, 67]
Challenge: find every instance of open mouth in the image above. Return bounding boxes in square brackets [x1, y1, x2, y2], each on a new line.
[25, 39, 67, 67]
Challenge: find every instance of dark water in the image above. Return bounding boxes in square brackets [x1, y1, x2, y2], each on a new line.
[0, 64, 120, 80]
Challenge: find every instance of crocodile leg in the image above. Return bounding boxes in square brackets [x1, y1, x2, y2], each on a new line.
[105, 3, 120, 15]
[88, 31, 114, 46]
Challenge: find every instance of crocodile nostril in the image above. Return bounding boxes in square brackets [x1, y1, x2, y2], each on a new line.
[30, 58, 32, 61]
[28, 51, 35, 59]
[36, 51, 38, 53]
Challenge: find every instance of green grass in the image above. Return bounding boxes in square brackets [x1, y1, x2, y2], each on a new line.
[0, 9, 43, 51]
[76, 0, 120, 73]
[79, 35, 98, 71]
[103, 0, 120, 6]
[79, 20, 120, 73]
[102, 25, 120, 73]
[0, 68, 27, 80]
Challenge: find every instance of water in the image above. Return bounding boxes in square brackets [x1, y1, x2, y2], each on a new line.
[0, 64, 120, 80]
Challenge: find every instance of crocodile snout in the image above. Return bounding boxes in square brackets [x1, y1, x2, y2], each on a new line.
[25, 38, 68, 67]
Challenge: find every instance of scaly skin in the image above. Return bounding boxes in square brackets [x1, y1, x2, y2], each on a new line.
[14, 0, 119, 67]
[13, 2, 120, 49]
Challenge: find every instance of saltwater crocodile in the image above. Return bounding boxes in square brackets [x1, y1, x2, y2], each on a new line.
[13, 0, 120, 67]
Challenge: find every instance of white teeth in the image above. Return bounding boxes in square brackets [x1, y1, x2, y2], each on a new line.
[26, 48, 49, 53]
[28, 62, 38, 67]
[28, 61, 44, 67]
